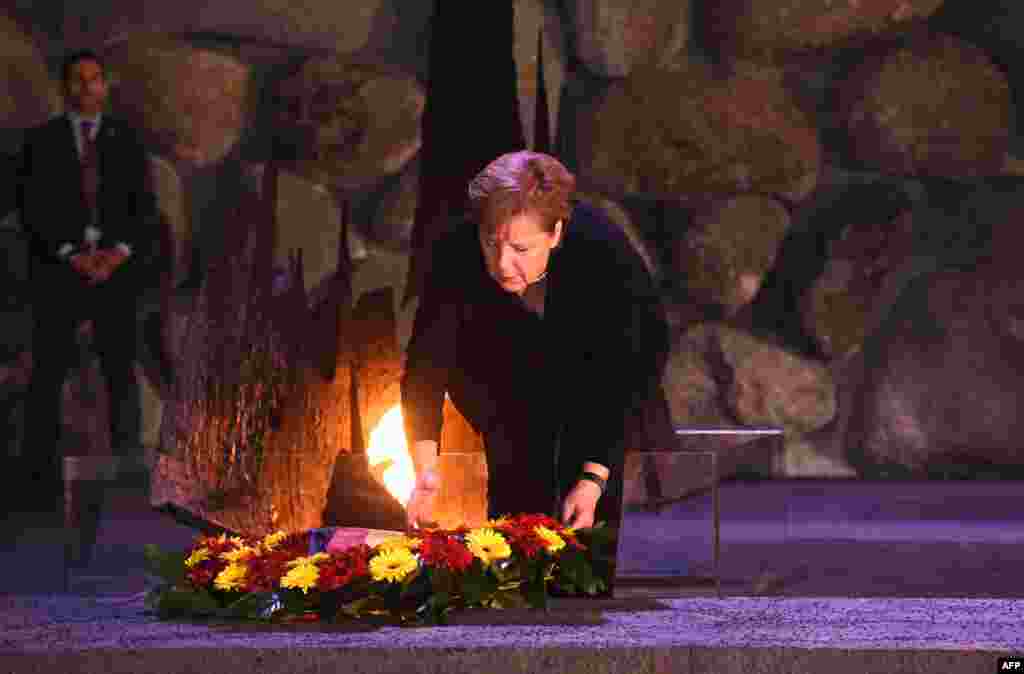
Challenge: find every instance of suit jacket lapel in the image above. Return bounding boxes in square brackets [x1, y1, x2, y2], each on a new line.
[60, 114, 80, 167]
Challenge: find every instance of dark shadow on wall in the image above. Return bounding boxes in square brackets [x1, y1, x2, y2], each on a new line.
[747, 180, 916, 358]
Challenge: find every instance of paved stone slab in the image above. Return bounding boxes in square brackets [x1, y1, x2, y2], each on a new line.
[0, 595, 1017, 673]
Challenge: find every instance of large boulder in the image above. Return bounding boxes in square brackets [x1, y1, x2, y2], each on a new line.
[514, 0, 567, 150]
[268, 166, 400, 298]
[846, 255, 1024, 478]
[0, 13, 59, 133]
[672, 195, 790, 317]
[662, 323, 733, 429]
[658, 322, 839, 491]
[576, 191, 661, 281]
[368, 156, 419, 252]
[802, 191, 917, 359]
[274, 58, 424, 193]
[577, 63, 820, 202]
[835, 32, 1013, 179]
[704, 0, 944, 62]
[105, 35, 252, 168]
[148, 155, 190, 285]
[155, 172, 355, 536]
[273, 169, 346, 293]
[665, 323, 836, 435]
[570, 0, 691, 78]
[716, 325, 836, 434]
[63, 0, 430, 69]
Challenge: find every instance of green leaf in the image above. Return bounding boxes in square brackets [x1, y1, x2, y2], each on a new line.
[426, 590, 450, 625]
[339, 596, 373, 618]
[581, 563, 597, 594]
[400, 567, 421, 591]
[400, 569, 431, 606]
[491, 589, 528, 610]
[523, 565, 549, 611]
[155, 587, 221, 619]
[143, 544, 186, 585]
[491, 561, 509, 584]
[224, 592, 279, 620]
[459, 572, 487, 607]
[429, 567, 456, 596]
[278, 588, 314, 616]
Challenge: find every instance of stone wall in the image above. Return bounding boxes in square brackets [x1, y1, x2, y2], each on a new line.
[2, 0, 1023, 495]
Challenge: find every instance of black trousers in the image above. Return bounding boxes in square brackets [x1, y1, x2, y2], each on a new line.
[483, 424, 560, 520]
[24, 259, 142, 493]
[482, 426, 623, 525]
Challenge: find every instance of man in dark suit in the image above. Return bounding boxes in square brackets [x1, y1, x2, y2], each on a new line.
[18, 49, 158, 515]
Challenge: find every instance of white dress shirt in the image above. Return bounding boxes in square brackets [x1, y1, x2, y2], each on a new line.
[56, 111, 133, 260]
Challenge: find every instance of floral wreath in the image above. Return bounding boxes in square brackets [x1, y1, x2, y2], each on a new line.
[144, 513, 616, 626]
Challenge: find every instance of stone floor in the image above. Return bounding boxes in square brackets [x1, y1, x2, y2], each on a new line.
[1, 476, 1022, 673]
[616, 480, 1024, 598]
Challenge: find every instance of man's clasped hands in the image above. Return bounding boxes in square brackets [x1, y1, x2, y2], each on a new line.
[70, 247, 128, 285]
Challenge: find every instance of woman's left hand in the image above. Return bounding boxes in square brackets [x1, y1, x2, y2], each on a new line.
[561, 479, 602, 529]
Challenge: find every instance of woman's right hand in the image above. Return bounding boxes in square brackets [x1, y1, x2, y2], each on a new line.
[405, 468, 441, 530]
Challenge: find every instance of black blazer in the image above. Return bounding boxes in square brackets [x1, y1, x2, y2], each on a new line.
[402, 202, 669, 482]
[18, 114, 158, 269]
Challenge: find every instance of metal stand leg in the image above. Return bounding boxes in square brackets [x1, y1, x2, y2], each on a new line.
[712, 452, 721, 598]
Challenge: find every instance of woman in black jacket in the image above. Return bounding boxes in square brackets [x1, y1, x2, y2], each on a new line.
[402, 151, 668, 529]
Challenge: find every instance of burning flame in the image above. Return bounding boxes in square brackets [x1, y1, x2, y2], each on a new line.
[366, 405, 416, 507]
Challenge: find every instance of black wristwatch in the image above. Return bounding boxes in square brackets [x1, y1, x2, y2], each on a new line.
[578, 471, 607, 495]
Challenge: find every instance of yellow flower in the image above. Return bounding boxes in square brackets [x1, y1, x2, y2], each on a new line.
[185, 547, 211, 568]
[378, 535, 422, 552]
[220, 545, 259, 563]
[465, 528, 512, 566]
[228, 536, 246, 547]
[213, 562, 248, 591]
[280, 562, 321, 594]
[534, 525, 566, 554]
[285, 553, 329, 568]
[485, 516, 510, 528]
[369, 547, 418, 583]
[261, 530, 288, 551]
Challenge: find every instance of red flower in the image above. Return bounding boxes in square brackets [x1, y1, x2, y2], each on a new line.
[511, 513, 564, 531]
[491, 514, 585, 555]
[419, 532, 473, 573]
[186, 556, 228, 589]
[318, 544, 372, 592]
[242, 546, 305, 593]
[233, 534, 311, 594]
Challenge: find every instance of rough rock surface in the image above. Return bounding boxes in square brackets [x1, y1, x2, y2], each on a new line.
[0, 595, 1017, 671]
[717, 325, 835, 434]
[570, 0, 691, 78]
[273, 169, 345, 293]
[105, 36, 251, 167]
[0, 13, 60, 133]
[706, 0, 944, 61]
[836, 32, 1012, 178]
[576, 192, 661, 281]
[665, 323, 836, 436]
[803, 209, 917, 359]
[148, 155, 190, 285]
[62, 0, 430, 66]
[369, 156, 418, 252]
[577, 64, 820, 202]
[156, 175, 351, 536]
[514, 0, 566, 150]
[275, 59, 424, 192]
[846, 256, 1024, 478]
[672, 195, 790, 316]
